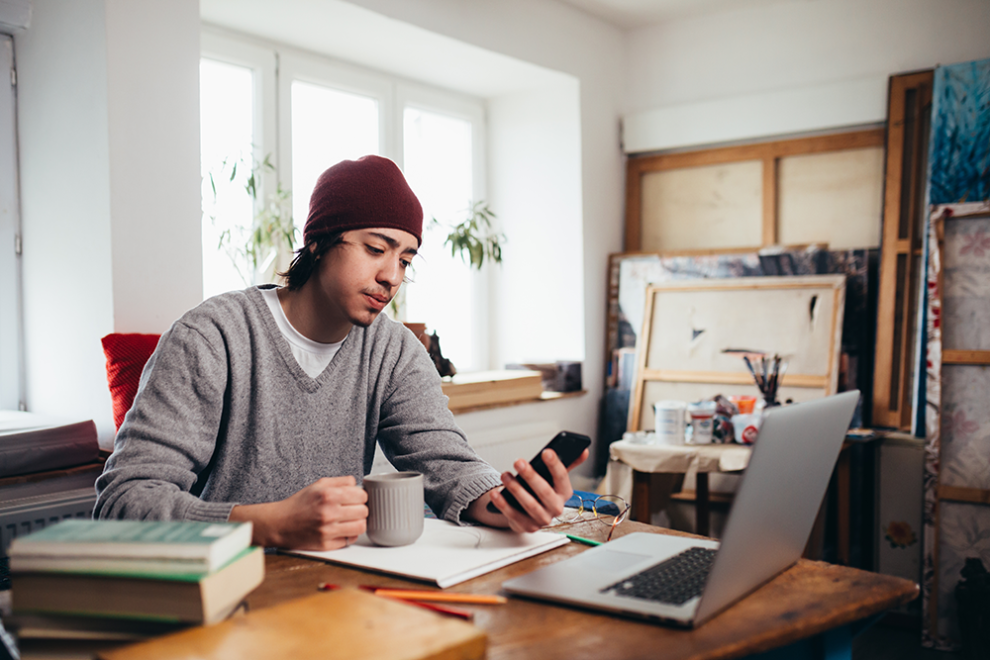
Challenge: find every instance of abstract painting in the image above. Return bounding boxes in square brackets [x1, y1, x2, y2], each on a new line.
[928, 58, 990, 205]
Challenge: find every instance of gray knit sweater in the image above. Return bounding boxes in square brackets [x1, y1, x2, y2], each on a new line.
[94, 285, 502, 525]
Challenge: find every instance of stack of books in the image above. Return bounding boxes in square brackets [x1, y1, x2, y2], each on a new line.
[5, 519, 263, 644]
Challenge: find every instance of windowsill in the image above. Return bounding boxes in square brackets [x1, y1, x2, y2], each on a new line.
[449, 389, 586, 415]
[439, 369, 586, 414]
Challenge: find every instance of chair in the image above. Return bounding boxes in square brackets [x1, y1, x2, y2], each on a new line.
[100, 333, 160, 431]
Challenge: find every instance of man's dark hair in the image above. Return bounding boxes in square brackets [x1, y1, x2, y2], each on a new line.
[278, 231, 345, 290]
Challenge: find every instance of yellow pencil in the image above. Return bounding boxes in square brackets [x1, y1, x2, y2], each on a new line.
[372, 589, 507, 604]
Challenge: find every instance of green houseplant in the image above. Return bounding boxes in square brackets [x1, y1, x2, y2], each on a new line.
[399, 201, 505, 377]
[207, 154, 297, 286]
[437, 201, 504, 269]
[393, 200, 505, 316]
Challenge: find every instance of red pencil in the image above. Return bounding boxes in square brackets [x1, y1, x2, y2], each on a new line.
[317, 583, 474, 620]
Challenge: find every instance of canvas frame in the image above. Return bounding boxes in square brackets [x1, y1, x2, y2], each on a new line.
[921, 201, 990, 650]
[627, 275, 845, 432]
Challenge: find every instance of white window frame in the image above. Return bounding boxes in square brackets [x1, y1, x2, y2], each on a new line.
[276, 50, 393, 193]
[396, 82, 489, 369]
[200, 30, 278, 208]
[0, 34, 24, 410]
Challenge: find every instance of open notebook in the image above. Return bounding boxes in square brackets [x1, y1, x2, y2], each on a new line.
[285, 518, 568, 588]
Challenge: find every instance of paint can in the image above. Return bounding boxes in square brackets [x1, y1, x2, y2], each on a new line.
[687, 401, 717, 444]
[653, 400, 687, 445]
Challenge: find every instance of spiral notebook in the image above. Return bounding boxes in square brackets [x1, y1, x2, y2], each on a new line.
[285, 518, 568, 588]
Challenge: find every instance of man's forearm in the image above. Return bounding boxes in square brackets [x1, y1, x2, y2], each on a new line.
[229, 501, 283, 547]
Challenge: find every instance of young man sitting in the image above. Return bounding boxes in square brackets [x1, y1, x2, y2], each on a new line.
[95, 155, 588, 550]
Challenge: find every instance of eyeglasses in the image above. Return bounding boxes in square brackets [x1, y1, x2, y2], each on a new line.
[555, 494, 630, 542]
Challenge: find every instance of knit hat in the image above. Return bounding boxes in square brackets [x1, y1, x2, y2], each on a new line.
[303, 155, 423, 246]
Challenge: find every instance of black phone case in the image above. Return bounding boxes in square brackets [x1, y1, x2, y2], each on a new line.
[487, 431, 591, 514]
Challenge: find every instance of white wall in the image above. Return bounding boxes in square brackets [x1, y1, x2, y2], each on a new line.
[104, 0, 203, 332]
[623, 0, 990, 152]
[16, 0, 202, 447]
[16, 0, 115, 441]
[488, 80, 585, 367]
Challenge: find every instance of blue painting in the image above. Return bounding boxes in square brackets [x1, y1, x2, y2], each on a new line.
[928, 58, 990, 205]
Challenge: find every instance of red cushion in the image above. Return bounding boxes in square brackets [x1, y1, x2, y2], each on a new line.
[101, 333, 161, 431]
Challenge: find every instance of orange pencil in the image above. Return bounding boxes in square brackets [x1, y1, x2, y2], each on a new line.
[317, 583, 474, 619]
[372, 589, 507, 604]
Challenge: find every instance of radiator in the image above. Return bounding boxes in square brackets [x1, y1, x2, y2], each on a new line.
[369, 421, 561, 476]
[464, 420, 561, 473]
[0, 488, 96, 557]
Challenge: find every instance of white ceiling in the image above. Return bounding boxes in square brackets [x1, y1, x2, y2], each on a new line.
[200, 0, 567, 98]
[199, 0, 813, 98]
[556, 0, 809, 28]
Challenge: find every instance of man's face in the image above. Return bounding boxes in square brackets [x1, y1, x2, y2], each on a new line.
[313, 227, 419, 329]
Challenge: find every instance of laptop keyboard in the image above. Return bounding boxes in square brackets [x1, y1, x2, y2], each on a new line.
[600, 546, 717, 605]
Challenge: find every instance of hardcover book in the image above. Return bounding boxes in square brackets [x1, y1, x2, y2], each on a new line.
[11, 546, 263, 625]
[9, 519, 252, 575]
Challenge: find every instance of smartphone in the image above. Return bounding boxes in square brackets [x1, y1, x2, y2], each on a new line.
[487, 431, 591, 514]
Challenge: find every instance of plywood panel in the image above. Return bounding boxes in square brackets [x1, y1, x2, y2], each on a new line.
[778, 147, 885, 249]
[640, 161, 762, 252]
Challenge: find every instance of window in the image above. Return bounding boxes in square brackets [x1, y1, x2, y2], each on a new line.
[200, 33, 488, 371]
[200, 57, 255, 299]
[289, 81, 380, 226]
[0, 34, 24, 410]
[403, 98, 485, 372]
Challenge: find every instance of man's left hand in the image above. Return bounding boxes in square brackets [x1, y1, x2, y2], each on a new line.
[467, 448, 589, 533]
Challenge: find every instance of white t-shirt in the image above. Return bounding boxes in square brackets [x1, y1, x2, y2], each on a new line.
[261, 287, 344, 378]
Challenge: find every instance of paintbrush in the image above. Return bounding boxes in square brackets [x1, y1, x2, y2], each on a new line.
[742, 355, 761, 390]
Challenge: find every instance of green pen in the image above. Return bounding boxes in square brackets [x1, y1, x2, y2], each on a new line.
[563, 533, 602, 547]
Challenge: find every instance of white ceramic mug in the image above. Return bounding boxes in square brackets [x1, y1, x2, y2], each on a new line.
[363, 472, 425, 547]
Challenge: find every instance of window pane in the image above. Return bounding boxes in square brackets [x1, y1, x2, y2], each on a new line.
[0, 35, 23, 409]
[200, 58, 254, 299]
[291, 81, 379, 226]
[402, 107, 477, 371]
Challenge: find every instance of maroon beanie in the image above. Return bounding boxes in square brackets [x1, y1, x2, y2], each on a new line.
[303, 155, 423, 246]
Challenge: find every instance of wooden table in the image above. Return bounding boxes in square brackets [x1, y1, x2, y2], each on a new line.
[608, 441, 751, 536]
[249, 519, 917, 660]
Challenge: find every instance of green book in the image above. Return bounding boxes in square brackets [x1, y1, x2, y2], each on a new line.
[8, 519, 253, 576]
[11, 546, 264, 625]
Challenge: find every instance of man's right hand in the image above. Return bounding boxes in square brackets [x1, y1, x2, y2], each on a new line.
[229, 476, 368, 550]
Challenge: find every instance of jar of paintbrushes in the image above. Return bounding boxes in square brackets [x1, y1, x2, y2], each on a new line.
[742, 353, 786, 408]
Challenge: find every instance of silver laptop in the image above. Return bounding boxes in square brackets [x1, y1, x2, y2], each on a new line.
[503, 390, 860, 627]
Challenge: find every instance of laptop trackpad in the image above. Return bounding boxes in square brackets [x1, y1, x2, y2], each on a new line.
[577, 549, 653, 573]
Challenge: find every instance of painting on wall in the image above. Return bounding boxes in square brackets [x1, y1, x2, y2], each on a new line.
[928, 58, 990, 206]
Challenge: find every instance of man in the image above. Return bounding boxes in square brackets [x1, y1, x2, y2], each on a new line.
[95, 155, 588, 550]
